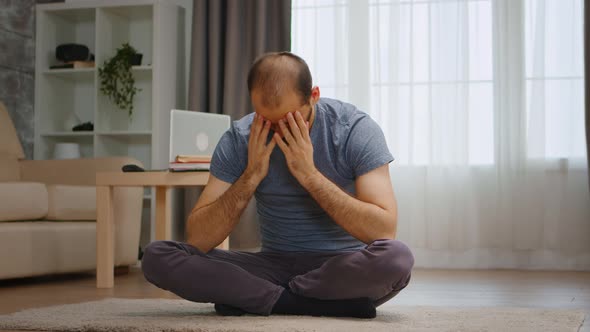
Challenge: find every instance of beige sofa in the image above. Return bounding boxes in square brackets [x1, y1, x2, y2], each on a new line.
[0, 101, 143, 280]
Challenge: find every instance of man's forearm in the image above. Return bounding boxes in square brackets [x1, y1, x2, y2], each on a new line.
[186, 172, 259, 252]
[302, 173, 396, 244]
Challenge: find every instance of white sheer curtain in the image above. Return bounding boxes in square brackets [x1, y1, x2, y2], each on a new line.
[292, 0, 590, 270]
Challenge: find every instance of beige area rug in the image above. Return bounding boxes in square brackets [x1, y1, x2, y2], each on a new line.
[0, 298, 585, 332]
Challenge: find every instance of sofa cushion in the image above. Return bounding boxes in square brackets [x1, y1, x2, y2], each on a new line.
[0, 182, 48, 221]
[0, 221, 97, 279]
[0, 155, 20, 181]
[46, 184, 96, 220]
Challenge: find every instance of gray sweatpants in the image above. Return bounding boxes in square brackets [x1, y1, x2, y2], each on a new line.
[141, 239, 414, 315]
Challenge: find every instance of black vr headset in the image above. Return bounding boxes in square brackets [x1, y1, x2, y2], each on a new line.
[56, 43, 95, 62]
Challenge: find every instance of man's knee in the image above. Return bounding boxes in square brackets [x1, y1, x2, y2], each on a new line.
[368, 239, 414, 286]
[141, 240, 178, 285]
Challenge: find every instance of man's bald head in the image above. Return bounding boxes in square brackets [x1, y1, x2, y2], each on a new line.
[247, 52, 312, 108]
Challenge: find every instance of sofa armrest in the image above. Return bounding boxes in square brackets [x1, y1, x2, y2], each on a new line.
[19, 157, 143, 185]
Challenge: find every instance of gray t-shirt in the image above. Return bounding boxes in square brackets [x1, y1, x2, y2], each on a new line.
[210, 98, 394, 252]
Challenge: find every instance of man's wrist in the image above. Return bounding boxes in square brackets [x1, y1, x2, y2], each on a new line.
[241, 168, 263, 188]
[300, 169, 323, 190]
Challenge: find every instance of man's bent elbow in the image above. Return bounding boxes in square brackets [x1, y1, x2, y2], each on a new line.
[185, 233, 215, 253]
[377, 220, 397, 241]
[185, 215, 211, 253]
[389, 214, 398, 239]
[364, 228, 396, 244]
[375, 231, 396, 242]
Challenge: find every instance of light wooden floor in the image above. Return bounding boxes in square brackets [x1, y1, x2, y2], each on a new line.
[0, 267, 588, 331]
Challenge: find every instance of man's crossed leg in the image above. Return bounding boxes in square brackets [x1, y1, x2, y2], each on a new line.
[141, 239, 414, 318]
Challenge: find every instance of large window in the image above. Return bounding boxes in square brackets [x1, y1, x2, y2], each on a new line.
[292, 0, 585, 165]
[525, 0, 585, 159]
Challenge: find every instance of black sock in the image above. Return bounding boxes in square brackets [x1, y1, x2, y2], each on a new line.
[271, 289, 376, 319]
[214, 303, 247, 316]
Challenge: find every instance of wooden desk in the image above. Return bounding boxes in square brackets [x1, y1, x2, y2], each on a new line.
[95, 171, 226, 288]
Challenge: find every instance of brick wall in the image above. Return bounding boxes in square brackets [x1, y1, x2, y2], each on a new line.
[0, 0, 62, 159]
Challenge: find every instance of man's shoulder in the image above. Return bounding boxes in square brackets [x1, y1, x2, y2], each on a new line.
[318, 97, 369, 128]
[227, 113, 255, 139]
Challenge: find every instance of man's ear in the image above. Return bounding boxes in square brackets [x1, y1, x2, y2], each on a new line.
[311, 86, 320, 103]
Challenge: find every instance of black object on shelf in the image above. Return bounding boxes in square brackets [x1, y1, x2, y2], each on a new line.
[72, 122, 94, 131]
[56, 43, 94, 62]
[130, 53, 143, 66]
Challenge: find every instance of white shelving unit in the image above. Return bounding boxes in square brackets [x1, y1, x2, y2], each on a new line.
[34, 0, 188, 170]
[34, 0, 192, 244]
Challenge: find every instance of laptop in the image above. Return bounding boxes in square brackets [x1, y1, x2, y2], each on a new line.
[169, 110, 231, 170]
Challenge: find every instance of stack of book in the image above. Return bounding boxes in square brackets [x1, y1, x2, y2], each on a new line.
[169, 155, 211, 172]
[49, 61, 95, 69]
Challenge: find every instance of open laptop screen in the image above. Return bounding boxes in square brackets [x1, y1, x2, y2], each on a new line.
[169, 110, 231, 163]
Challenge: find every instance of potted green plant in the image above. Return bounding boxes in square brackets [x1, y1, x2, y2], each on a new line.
[98, 43, 143, 118]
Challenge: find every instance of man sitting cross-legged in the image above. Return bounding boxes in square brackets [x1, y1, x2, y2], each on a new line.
[141, 52, 414, 319]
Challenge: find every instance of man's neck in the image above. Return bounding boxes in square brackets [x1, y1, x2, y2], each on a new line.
[308, 104, 316, 130]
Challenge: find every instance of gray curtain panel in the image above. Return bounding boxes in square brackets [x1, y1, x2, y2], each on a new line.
[586, 0, 590, 192]
[188, 0, 291, 118]
[183, 0, 291, 249]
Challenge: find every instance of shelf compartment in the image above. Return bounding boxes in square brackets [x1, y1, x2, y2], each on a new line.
[96, 68, 152, 133]
[38, 8, 96, 72]
[96, 5, 153, 67]
[38, 73, 95, 133]
[37, 135, 94, 160]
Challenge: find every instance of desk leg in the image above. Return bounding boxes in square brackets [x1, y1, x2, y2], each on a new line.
[96, 185, 114, 288]
[155, 186, 172, 240]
